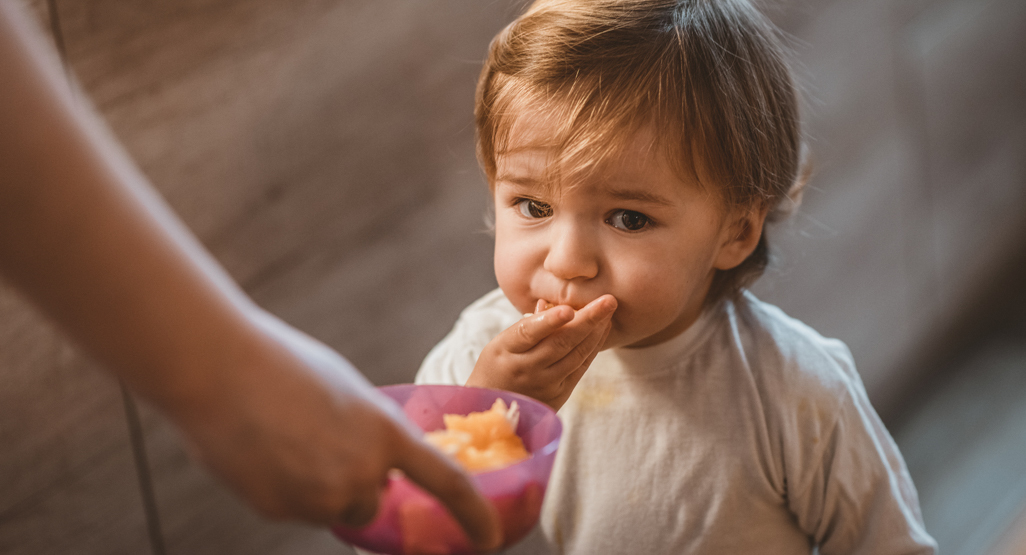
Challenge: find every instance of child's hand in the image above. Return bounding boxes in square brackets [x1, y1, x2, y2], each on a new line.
[466, 295, 617, 410]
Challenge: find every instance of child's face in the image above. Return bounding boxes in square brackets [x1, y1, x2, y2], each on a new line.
[492, 120, 752, 349]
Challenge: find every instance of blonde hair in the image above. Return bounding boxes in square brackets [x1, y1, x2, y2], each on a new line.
[476, 0, 808, 303]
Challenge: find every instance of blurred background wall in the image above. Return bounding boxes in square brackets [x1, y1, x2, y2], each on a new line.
[0, 0, 1022, 553]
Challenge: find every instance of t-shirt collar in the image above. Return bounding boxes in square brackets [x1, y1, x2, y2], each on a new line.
[608, 300, 722, 374]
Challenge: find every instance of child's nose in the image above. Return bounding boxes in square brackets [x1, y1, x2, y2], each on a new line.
[543, 223, 599, 281]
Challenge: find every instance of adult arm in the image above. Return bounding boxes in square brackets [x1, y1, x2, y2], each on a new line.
[0, 2, 500, 548]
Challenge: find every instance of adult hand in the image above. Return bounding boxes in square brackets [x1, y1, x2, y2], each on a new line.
[466, 295, 617, 410]
[163, 309, 503, 548]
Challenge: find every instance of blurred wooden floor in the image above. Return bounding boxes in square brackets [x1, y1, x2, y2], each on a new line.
[893, 247, 1026, 555]
[1, 0, 1023, 553]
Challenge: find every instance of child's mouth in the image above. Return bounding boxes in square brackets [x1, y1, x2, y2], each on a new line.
[537, 298, 591, 312]
[529, 299, 557, 315]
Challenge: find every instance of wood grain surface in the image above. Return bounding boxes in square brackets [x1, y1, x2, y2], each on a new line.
[0, 286, 151, 553]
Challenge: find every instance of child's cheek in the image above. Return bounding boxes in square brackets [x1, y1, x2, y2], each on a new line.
[614, 274, 690, 342]
[494, 248, 535, 315]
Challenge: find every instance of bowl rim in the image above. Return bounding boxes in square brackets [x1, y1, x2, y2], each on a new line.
[379, 383, 563, 476]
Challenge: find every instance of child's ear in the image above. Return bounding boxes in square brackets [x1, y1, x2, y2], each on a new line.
[713, 205, 769, 271]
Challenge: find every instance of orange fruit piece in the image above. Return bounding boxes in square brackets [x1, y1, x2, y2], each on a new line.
[424, 399, 530, 473]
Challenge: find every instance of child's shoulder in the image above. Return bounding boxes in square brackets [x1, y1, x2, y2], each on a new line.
[451, 287, 522, 343]
[727, 291, 864, 409]
[720, 293, 882, 478]
[416, 288, 521, 386]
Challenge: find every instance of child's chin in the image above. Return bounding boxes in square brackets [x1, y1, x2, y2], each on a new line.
[601, 332, 633, 351]
[617, 329, 673, 349]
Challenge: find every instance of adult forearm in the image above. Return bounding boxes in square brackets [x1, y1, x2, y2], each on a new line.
[0, 2, 254, 409]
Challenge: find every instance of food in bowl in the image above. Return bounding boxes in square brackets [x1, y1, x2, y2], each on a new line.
[331, 384, 562, 555]
[423, 398, 530, 472]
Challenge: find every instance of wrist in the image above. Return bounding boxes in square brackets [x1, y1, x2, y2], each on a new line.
[139, 305, 268, 431]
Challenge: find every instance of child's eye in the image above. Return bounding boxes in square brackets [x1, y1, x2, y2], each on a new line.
[516, 199, 553, 219]
[607, 209, 651, 232]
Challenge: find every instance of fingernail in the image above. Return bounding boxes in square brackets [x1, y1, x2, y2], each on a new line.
[597, 296, 617, 317]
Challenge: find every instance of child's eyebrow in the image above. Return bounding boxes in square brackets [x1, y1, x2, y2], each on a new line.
[604, 187, 674, 207]
[494, 174, 542, 187]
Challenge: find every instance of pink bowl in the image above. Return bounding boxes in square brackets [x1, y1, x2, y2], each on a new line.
[332, 384, 562, 555]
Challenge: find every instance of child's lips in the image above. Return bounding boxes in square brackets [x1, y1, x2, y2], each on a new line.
[538, 298, 588, 312]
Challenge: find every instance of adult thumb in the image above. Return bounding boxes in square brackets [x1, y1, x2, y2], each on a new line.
[394, 435, 503, 552]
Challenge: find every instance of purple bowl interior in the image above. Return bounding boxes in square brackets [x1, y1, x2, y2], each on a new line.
[390, 384, 561, 454]
[331, 384, 562, 555]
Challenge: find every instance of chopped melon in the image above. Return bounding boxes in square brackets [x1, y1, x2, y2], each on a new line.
[424, 399, 530, 472]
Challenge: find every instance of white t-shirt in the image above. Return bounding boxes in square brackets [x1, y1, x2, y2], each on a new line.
[416, 288, 937, 555]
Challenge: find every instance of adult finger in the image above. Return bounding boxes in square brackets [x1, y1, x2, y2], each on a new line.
[393, 435, 503, 552]
[335, 482, 383, 528]
[504, 305, 574, 354]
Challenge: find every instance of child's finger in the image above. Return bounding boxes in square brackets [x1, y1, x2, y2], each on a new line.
[545, 313, 610, 379]
[531, 295, 617, 361]
[503, 305, 575, 354]
[553, 320, 612, 404]
[576, 294, 617, 324]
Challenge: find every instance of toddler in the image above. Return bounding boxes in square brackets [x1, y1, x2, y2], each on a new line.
[417, 0, 937, 553]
